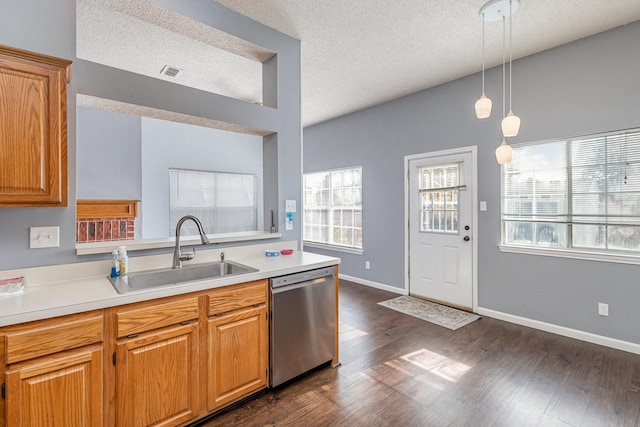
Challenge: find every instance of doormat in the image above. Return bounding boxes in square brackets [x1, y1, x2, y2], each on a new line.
[378, 296, 480, 330]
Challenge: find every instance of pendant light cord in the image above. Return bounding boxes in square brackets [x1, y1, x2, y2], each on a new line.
[481, 13, 486, 95]
[508, 0, 513, 113]
[502, 15, 506, 120]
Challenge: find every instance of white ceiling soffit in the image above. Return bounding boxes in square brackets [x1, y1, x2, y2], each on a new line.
[213, 0, 640, 126]
[76, 0, 274, 105]
[77, 94, 273, 136]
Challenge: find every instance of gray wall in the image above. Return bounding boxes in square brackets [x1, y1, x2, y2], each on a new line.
[77, 106, 142, 200]
[0, 0, 301, 269]
[304, 21, 640, 344]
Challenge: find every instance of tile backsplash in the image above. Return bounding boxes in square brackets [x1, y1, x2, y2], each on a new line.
[76, 218, 134, 243]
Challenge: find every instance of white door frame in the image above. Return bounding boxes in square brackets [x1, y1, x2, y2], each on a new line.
[404, 145, 478, 312]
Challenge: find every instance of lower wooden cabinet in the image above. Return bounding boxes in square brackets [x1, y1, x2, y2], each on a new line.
[0, 311, 104, 427]
[207, 305, 268, 410]
[115, 322, 199, 427]
[1, 279, 271, 426]
[5, 346, 103, 427]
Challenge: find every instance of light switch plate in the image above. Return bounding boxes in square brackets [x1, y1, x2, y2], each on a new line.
[480, 201, 487, 211]
[30, 226, 60, 249]
[285, 199, 297, 213]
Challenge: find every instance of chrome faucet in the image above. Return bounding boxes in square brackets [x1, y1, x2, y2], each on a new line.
[173, 215, 210, 269]
[220, 252, 225, 263]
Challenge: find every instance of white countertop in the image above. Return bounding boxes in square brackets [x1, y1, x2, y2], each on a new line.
[0, 241, 340, 327]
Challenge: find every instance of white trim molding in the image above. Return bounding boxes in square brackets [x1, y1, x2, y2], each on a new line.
[499, 244, 640, 266]
[304, 241, 364, 255]
[339, 274, 406, 295]
[478, 307, 640, 355]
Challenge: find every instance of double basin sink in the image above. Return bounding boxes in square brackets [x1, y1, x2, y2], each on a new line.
[108, 260, 258, 294]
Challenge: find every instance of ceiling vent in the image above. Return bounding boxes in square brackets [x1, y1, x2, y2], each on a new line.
[160, 65, 183, 78]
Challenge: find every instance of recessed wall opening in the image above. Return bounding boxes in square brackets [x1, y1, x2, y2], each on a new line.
[76, 0, 274, 104]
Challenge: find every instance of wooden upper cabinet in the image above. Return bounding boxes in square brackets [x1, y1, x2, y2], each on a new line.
[0, 44, 72, 207]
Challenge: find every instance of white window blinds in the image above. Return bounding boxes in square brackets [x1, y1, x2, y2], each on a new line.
[502, 129, 640, 253]
[169, 169, 258, 236]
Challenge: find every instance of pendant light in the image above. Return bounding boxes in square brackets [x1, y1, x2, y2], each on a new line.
[501, 0, 521, 137]
[474, 13, 492, 119]
[478, 0, 520, 164]
[495, 15, 512, 164]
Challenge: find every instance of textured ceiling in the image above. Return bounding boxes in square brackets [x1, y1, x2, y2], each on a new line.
[78, 0, 640, 128]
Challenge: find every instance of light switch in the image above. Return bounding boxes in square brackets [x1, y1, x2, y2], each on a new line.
[30, 226, 60, 249]
[285, 199, 297, 213]
[480, 201, 487, 211]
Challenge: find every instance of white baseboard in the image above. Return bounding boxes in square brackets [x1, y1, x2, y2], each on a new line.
[477, 307, 640, 355]
[339, 274, 407, 295]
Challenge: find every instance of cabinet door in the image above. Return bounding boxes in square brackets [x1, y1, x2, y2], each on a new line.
[0, 46, 71, 207]
[5, 346, 103, 427]
[207, 306, 267, 411]
[116, 322, 198, 427]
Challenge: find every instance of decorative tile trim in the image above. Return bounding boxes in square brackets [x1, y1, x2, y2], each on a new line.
[76, 217, 135, 243]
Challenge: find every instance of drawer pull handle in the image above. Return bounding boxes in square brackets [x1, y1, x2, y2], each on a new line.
[179, 320, 191, 325]
[252, 303, 262, 308]
[126, 333, 139, 339]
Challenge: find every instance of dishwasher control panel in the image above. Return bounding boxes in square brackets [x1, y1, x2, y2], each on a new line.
[270, 266, 335, 288]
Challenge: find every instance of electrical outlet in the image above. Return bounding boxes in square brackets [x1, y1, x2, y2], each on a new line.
[30, 226, 60, 249]
[598, 303, 609, 317]
[365, 261, 370, 270]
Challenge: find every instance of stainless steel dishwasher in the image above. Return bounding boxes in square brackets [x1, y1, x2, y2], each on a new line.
[270, 266, 336, 387]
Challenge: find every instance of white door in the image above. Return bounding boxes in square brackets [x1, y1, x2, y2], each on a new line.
[407, 149, 475, 309]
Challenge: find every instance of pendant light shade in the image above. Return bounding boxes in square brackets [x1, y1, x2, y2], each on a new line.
[495, 139, 513, 164]
[475, 95, 492, 119]
[501, 111, 521, 137]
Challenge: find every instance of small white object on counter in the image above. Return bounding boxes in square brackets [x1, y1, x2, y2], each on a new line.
[0, 276, 24, 295]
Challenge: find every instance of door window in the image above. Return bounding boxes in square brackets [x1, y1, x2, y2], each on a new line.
[419, 164, 460, 233]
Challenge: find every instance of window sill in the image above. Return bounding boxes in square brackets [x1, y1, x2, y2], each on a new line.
[303, 241, 364, 255]
[498, 244, 640, 265]
[76, 231, 282, 255]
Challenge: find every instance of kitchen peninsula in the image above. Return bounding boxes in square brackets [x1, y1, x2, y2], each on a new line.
[0, 241, 340, 426]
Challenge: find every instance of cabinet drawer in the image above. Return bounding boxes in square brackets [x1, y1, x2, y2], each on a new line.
[116, 295, 199, 338]
[3, 311, 103, 364]
[208, 280, 267, 316]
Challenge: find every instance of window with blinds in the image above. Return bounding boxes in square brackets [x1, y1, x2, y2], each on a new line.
[169, 169, 258, 236]
[502, 129, 640, 253]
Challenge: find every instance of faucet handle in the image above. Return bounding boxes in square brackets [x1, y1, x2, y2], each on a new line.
[179, 248, 196, 262]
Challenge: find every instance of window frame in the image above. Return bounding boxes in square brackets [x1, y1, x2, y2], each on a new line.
[303, 166, 363, 253]
[499, 128, 640, 265]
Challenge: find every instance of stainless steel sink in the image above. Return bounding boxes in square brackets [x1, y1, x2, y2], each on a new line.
[108, 261, 258, 294]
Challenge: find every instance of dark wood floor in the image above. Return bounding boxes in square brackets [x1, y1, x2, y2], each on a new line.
[198, 281, 640, 427]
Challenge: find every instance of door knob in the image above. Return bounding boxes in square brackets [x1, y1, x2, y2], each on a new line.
[463, 236, 470, 241]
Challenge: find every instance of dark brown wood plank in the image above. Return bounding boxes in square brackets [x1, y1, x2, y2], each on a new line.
[194, 280, 640, 427]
